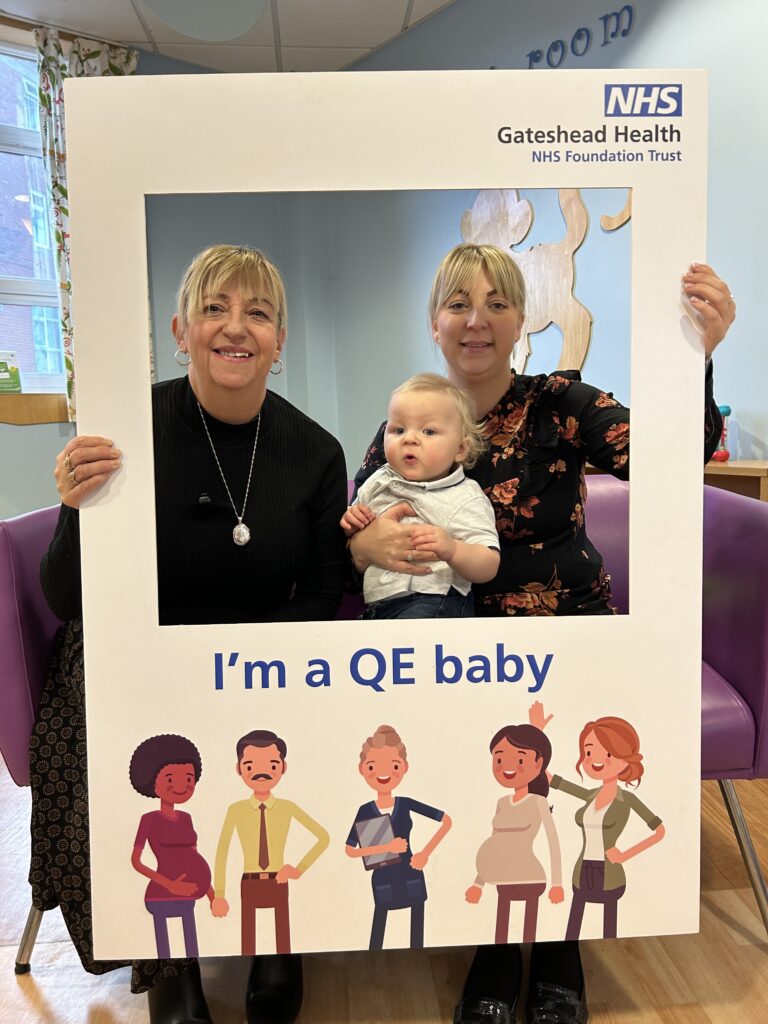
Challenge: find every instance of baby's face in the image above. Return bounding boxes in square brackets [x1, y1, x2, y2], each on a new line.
[383, 391, 468, 482]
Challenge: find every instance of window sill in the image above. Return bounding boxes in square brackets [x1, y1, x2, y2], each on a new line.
[0, 393, 68, 424]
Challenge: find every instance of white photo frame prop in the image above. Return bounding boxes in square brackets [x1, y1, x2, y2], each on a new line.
[65, 70, 708, 958]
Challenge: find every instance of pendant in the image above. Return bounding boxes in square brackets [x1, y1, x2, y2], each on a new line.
[233, 521, 251, 546]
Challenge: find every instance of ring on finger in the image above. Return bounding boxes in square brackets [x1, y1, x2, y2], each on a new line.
[728, 292, 735, 305]
[67, 468, 77, 485]
[406, 551, 415, 563]
[64, 453, 73, 472]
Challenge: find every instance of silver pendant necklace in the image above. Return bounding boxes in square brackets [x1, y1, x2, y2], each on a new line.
[196, 401, 260, 546]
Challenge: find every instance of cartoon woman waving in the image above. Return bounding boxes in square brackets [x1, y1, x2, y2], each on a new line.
[345, 725, 452, 950]
[129, 734, 214, 958]
[466, 724, 563, 943]
[530, 704, 665, 940]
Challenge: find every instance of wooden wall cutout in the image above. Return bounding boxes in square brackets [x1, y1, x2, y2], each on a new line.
[461, 189, 593, 373]
[601, 189, 633, 232]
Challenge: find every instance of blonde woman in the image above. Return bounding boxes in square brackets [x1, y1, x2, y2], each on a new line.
[345, 725, 452, 949]
[35, 245, 347, 1024]
[350, 243, 734, 1024]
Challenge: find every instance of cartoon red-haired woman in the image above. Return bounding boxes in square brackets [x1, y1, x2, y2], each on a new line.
[129, 734, 214, 958]
[530, 703, 665, 940]
[465, 723, 563, 943]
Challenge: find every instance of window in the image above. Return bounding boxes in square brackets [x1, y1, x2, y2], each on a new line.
[0, 42, 64, 397]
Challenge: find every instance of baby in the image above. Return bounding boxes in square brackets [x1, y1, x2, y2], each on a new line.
[342, 373, 500, 619]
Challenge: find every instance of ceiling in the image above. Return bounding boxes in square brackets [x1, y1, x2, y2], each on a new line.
[0, 0, 458, 72]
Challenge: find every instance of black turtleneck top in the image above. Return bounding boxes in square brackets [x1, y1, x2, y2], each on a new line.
[41, 377, 348, 625]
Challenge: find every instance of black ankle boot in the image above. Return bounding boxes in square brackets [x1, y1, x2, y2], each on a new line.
[147, 961, 212, 1024]
[245, 953, 303, 1024]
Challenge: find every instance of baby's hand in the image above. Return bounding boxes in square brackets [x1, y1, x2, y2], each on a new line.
[410, 524, 456, 563]
[341, 504, 376, 537]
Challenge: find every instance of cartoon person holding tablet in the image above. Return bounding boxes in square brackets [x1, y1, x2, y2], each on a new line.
[345, 725, 452, 950]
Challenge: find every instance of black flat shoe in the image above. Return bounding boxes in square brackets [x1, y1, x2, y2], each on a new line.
[453, 996, 516, 1024]
[147, 961, 212, 1024]
[525, 982, 588, 1024]
[245, 953, 303, 1024]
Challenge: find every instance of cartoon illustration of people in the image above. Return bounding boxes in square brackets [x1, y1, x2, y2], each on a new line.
[345, 725, 452, 950]
[211, 729, 329, 955]
[465, 724, 563, 943]
[129, 734, 213, 958]
[530, 703, 666, 940]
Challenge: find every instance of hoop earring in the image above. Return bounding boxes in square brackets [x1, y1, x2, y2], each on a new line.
[269, 357, 284, 376]
[174, 348, 191, 366]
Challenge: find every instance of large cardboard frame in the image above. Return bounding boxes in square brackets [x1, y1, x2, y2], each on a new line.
[65, 69, 707, 958]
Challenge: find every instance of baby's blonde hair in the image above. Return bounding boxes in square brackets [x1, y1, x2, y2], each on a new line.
[391, 372, 487, 469]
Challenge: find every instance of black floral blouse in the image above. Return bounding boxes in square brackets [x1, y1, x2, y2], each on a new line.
[355, 369, 722, 617]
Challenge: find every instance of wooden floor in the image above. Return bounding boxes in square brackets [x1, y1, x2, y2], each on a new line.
[1, 761, 766, 1023]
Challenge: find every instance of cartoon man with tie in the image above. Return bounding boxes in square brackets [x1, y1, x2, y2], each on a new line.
[211, 730, 329, 953]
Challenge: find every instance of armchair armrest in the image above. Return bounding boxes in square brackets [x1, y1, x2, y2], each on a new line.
[0, 506, 62, 786]
[702, 486, 768, 777]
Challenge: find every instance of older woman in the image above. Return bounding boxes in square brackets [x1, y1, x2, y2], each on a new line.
[31, 245, 347, 1024]
[349, 243, 734, 1024]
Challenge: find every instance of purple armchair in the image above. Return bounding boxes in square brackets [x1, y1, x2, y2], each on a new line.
[585, 475, 768, 934]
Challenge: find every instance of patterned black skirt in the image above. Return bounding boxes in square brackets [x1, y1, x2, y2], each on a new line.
[28, 619, 193, 993]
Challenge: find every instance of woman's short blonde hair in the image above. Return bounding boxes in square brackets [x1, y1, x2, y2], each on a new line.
[359, 725, 407, 765]
[176, 244, 287, 332]
[391, 372, 487, 469]
[428, 243, 526, 323]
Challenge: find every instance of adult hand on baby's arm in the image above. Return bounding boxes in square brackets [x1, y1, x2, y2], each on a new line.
[348, 502, 435, 575]
[341, 503, 376, 537]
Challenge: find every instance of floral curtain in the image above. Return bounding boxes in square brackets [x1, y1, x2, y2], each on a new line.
[35, 28, 138, 422]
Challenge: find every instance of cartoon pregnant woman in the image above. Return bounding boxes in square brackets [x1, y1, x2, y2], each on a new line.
[129, 734, 214, 958]
[530, 703, 666, 940]
[465, 724, 563, 943]
[345, 725, 452, 950]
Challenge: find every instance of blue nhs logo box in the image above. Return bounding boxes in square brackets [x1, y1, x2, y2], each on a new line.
[604, 84, 683, 117]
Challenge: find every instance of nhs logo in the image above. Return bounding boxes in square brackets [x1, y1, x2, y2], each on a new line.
[604, 84, 683, 117]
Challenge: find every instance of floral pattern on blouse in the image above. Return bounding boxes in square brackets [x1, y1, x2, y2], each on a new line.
[355, 369, 721, 617]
